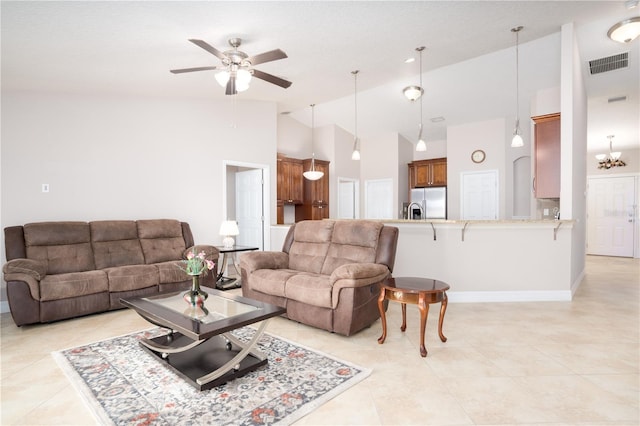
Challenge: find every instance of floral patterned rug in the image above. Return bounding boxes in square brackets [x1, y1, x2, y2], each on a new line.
[52, 327, 371, 425]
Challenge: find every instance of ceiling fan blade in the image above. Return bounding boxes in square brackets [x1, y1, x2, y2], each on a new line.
[188, 39, 226, 60]
[225, 77, 237, 95]
[252, 69, 292, 89]
[247, 49, 287, 66]
[170, 66, 218, 74]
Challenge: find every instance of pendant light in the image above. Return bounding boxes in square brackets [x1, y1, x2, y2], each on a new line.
[351, 70, 361, 161]
[511, 26, 524, 148]
[303, 104, 324, 181]
[595, 135, 626, 169]
[414, 46, 427, 152]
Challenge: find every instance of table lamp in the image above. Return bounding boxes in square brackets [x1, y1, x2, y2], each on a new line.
[219, 220, 239, 248]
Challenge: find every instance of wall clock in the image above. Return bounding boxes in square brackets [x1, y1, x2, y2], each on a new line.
[471, 149, 486, 163]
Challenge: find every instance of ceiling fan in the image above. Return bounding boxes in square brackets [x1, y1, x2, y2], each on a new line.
[170, 38, 292, 95]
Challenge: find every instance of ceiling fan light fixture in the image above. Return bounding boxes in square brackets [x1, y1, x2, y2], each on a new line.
[403, 85, 424, 101]
[215, 70, 230, 87]
[608, 16, 640, 43]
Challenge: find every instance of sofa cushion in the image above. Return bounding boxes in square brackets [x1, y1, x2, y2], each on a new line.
[320, 221, 382, 275]
[288, 220, 334, 274]
[24, 222, 95, 274]
[249, 269, 300, 298]
[40, 270, 108, 301]
[137, 220, 186, 264]
[285, 273, 333, 309]
[155, 261, 190, 284]
[104, 265, 159, 292]
[91, 221, 145, 269]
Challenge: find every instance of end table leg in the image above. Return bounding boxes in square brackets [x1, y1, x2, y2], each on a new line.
[438, 292, 448, 342]
[401, 303, 407, 332]
[377, 288, 387, 344]
[418, 294, 430, 357]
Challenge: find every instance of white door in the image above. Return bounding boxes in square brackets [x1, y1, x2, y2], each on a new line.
[365, 178, 393, 219]
[461, 170, 498, 220]
[587, 176, 636, 257]
[235, 169, 264, 250]
[338, 178, 359, 219]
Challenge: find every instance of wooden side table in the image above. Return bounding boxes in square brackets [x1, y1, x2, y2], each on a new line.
[377, 277, 450, 357]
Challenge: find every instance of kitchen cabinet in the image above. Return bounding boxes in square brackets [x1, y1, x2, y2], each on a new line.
[277, 155, 303, 205]
[533, 113, 561, 199]
[296, 159, 330, 221]
[409, 158, 447, 189]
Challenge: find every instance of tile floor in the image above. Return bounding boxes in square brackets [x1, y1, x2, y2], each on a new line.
[1, 255, 638, 425]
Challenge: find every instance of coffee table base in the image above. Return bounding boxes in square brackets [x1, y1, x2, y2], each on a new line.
[140, 322, 269, 391]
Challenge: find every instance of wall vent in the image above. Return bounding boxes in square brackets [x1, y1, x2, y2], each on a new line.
[589, 52, 628, 74]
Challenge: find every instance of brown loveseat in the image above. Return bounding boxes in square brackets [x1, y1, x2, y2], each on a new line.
[3, 219, 218, 326]
[240, 220, 398, 336]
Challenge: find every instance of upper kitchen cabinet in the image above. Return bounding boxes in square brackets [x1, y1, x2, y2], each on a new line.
[295, 158, 330, 222]
[533, 113, 560, 199]
[409, 158, 447, 189]
[277, 154, 304, 205]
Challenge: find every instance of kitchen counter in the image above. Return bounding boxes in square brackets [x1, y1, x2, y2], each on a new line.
[271, 219, 579, 303]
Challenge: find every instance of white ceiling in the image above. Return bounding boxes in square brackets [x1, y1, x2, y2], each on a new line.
[2, 1, 638, 153]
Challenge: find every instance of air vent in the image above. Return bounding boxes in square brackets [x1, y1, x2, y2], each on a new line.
[589, 52, 628, 74]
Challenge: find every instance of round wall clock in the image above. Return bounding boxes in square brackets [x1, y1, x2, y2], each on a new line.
[471, 149, 486, 163]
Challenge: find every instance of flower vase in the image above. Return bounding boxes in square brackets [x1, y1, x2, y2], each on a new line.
[183, 274, 208, 307]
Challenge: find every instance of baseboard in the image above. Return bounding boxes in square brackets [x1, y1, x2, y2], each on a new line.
[0, 301, 10, 314]
[448, 290, 573, 303]
[570, 269, 586, 297]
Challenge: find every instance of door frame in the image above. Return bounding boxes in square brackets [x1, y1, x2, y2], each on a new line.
[222, 160, 271, 251]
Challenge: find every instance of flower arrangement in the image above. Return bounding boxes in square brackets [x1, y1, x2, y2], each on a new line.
[181, 249, 215, 276]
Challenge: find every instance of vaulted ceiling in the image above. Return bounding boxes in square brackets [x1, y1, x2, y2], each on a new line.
[2, 1, 638, 152]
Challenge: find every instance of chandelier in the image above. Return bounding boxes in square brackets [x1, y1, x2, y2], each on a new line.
[596, 135, 626, 169]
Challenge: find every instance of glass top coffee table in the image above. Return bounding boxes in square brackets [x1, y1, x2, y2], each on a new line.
[120, 287, 285, 391]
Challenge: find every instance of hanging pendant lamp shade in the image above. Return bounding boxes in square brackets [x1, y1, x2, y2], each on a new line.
[511, 26, 525, 148]
[351, 70, 361, 160]
[303, 104, 324, 181]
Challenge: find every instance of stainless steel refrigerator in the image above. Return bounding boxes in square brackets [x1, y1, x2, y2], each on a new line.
[410, 187, 447, 219]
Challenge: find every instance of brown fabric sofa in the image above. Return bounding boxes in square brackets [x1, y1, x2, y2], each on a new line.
[3, 219, 218, 326]
[240, 220, 398, 336]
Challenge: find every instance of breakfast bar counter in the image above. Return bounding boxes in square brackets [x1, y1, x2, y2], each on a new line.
[271, 219, 577, 303]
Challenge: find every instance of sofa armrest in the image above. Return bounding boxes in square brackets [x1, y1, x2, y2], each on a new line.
[3, 259, 47, 300]
[239, 251, 289, 274]
[3, 258, 47, 280]
[330, 263, 389, 284]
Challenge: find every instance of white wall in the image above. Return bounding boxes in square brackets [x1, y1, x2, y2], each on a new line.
[561, 22, 588, 289]
[277, 114, 312, 158]
[413, 139, 447, 161]
[446, 118, 507, 220]
[1, 91, 278, 301]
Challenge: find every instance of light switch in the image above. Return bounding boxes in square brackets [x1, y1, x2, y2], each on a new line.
[42, 184, 49, 193]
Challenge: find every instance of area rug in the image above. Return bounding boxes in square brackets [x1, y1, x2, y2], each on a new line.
[52, 327, 371, 425]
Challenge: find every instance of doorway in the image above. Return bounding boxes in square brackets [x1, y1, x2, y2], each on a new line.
[337, 177, 359, 219]
[587, 175, 637, 257]
[223, 160, 270, 251]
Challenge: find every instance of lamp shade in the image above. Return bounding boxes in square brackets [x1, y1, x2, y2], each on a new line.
[219, 220, 239, 248]
[416, 139, 427, 151]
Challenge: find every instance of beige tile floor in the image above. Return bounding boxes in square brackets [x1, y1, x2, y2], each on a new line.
[1, 255, 638, 425]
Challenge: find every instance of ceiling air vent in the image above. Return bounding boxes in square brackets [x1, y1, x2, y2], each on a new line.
[589, 52, 628, 75]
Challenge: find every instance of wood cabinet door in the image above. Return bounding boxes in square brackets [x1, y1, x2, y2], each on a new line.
[312, 204, 330, 220]
[533, 114, 561, 199]
[415, 164, 431, 187]
[431, 160, 447, 186]
[288, 161, 304, 203]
